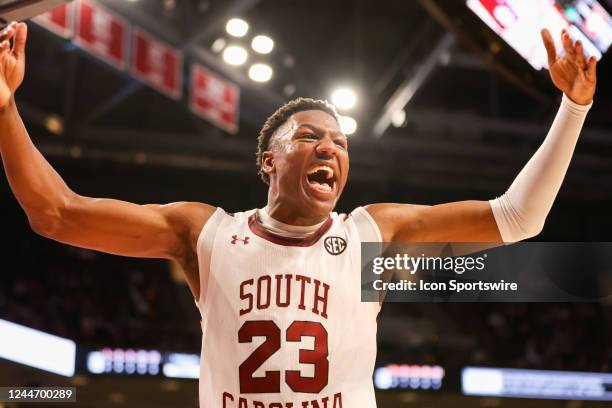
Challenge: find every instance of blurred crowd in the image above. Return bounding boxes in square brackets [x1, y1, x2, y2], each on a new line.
[458, 303, 610, 371]
[0, 228, 201, 352]
[378, 302, 611, 372]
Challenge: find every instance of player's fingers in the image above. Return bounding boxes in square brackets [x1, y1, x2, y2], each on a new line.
[561, 29, 576, 60]
[0, 40, 9, 54]
[13, 22, 27, 62]
[575, 40, 586, 70]
[586, 56, 597, 82]
[0, 22, 16, 43]
[540, 28, 557, 67]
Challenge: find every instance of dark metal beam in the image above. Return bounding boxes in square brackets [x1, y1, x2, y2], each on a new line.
[445, 50, 489, 71]
[373, 33, 454, 138]
[372, 20, 438, 99]
[37, 142, 251, 173]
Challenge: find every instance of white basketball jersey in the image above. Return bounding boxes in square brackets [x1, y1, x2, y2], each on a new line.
[196, 207, 382, 408]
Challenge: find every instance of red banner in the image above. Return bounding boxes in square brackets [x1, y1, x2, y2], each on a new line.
[131, 28, 182, 100]
[74, 0, 129, 69]
[190, 64, 240, 134]
[32, 3, 74, 38]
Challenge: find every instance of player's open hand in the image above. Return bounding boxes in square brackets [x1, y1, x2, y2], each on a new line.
[541, 28, 596, 105]
[0, 22, 27, 110]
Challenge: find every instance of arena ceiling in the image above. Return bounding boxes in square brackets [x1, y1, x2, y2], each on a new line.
[13, 0, 612, 205]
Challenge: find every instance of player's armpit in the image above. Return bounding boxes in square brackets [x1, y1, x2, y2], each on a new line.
[365, 201, 502, 243]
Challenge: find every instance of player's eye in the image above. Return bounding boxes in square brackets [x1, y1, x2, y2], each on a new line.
[334, 139, 347, 149]
[301, 133, 317, 139]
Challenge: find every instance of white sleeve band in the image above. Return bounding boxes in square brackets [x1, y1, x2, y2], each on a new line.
[489, 94, 592, 243]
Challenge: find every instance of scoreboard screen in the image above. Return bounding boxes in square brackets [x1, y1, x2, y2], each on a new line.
[467, 0, 612, 69]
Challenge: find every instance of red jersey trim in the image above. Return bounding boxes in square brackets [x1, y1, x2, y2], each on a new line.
[248, 213, 333, 247]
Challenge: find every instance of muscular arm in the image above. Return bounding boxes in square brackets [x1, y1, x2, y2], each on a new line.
[0, 98, 215, 296]
[0, 23, 214, 298]
[367, 29, 596, 244]
[366, 201, 500, 243]
[0, 101, 209, 258]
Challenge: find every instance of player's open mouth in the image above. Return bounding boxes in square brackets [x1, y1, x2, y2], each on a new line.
[306, 165, 337, 196]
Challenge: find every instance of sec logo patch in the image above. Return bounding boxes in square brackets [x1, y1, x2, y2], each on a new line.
[324, 236, 347, 255]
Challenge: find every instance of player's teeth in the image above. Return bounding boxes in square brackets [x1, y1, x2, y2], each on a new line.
[309, 181, 332, 192]
[308, 165, 334, 179]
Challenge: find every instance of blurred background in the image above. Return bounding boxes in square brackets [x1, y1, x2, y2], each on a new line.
[0, 0, 611, 406]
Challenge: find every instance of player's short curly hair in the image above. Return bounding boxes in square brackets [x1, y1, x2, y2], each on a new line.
[256, 97, 339, 184]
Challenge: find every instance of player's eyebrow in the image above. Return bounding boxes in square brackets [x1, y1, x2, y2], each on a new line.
[298, 123, 346, 138]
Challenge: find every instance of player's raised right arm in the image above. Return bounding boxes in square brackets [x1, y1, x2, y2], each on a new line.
[0, 23, 215, 295]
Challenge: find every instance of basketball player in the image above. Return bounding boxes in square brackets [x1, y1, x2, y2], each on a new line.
[0, 21, 597, 407]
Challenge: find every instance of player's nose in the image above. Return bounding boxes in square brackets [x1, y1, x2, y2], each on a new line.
[315, 135, 336, 158]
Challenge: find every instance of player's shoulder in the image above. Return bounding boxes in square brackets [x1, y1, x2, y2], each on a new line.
[360, 203, 432, 242]
[158, 201, 217, 225]
[198, 207, 258, 229]
[332, 206, 385, 243]
[362, 203, 432, 223]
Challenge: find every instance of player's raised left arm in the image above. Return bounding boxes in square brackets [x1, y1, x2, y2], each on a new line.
[366, 28, 597, 244]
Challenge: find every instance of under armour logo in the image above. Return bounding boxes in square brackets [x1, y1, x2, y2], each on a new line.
[231, 235, 250, 245]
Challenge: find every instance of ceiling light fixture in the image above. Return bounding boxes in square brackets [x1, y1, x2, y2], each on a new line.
[248, 63, 273, 82]
[251, 35, 274, 54]
[225, 18, 249, 37]
[222, 45, 248, 65]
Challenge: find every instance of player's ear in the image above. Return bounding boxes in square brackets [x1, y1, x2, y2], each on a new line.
[262, 151, 275, 176]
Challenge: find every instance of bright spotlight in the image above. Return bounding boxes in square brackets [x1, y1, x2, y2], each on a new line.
[248, 63, 273, 82]
[222, 45, 248, 66]
[338, 115, 357, 135]
[226, 18, 249, 37]
[251, 35, 274, 54]
[331, 88, 357, 110]
[391, 109, 406, 127]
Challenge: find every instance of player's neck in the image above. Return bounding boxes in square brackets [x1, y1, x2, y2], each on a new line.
[266, 202, 329, 227]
